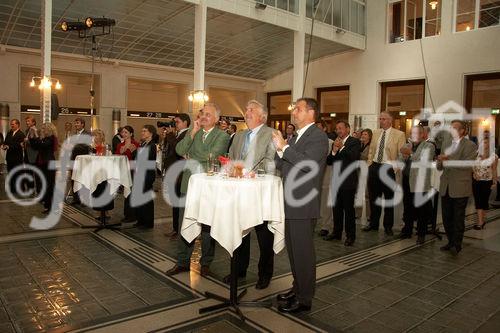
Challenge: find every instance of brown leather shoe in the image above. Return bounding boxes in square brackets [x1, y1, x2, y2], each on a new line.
[200, 265, 210, 277]
[165, 265, 189, 276]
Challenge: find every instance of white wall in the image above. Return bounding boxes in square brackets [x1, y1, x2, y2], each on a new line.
[0, 46, 264, 141]
[264, 0, 500, 130]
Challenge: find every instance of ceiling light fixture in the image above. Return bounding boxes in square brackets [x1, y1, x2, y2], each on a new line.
[30, 76, 62, 90]
[429, 1, 438, 10]
[188, 90, 209, 102]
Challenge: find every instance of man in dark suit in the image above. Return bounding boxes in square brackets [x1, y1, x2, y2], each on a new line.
[227, 123, 237, 151]
[163, 113, 190, 238]
[226, 100, 276, 289]
[324, 121, 361, 246]
[272, 98, 329, 314]
[70, 117, 91, 205]
[2, 119, 26, 196]
[437, 120, 477, 255]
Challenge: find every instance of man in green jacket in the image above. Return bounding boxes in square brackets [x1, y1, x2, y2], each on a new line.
[166, 103, 230, 277]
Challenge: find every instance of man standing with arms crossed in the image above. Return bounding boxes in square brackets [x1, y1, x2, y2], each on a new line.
[272, 98, 329, 314]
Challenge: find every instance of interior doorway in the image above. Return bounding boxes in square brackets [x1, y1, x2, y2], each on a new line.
[380, 79, 425, 136]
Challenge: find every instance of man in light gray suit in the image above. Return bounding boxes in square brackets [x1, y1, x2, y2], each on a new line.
[272, 98, 329, 314]
[399, 125, 436, 244]
[226, 100, 276, 289]
[437, 120, 477, 255]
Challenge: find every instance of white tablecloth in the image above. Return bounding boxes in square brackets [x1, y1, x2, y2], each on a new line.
[181, 173, 285, 256]
[72, 155, 133, 197]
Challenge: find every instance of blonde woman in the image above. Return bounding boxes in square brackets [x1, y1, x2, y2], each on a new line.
[91, 129, 107, 156]
[90, 129, 114, 219]
[29, 123, 58, 213]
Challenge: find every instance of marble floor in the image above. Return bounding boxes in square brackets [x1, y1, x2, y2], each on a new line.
[1, 176, 500, 332]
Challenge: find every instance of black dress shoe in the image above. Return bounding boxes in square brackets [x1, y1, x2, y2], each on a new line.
[277, 290, 296, 302]
[416, 236, 425, 245]
[450, 245, 462, 256]
[255, 278, 271, 290]
[222, 273, 246, 284]
[165, 265, 189, 276]
[121, 217, 137, 223]
[344, 238, 355, 246]
[362, 225, 378, 232]
[318, 229, 329, 237]
[440, 243, 453, 251]
[385, 229, 394, 236]
[278, 299, 311, 314]
[324, 234, 342, 241]
[138, 224, 154, 230]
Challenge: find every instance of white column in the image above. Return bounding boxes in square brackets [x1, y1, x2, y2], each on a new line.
[193, 0, 207, 92]
[40, 0, 52, 123]
[292, 0, 306, 102]
[440, 0, 454, 36]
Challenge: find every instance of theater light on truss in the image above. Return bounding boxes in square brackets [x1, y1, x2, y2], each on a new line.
[60, 20, 87, 31]
[85, 17, 116, 28]
[188, 90, 209, 102]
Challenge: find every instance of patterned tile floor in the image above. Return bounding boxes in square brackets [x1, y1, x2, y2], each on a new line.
[288, 242, 500, 332]
[0, 234, 195, 333]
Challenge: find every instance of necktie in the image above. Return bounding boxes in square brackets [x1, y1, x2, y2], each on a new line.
[241, 130, 252, 159]
[202, 130, 208, 143]
[376, 130, 386, 163]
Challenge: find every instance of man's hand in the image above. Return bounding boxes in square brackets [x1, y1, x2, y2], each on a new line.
[332, 137, 343, 154]
[400, 146, 411, 156]
[0, 145, 7, 150]
[272, 130, 286, 151]
[191, 119, 201, 139]
[437, 154, 449, 162]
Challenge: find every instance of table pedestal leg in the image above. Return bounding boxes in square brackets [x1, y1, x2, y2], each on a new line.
[199, 248, 272, 320]
[80, 210, 122, 232]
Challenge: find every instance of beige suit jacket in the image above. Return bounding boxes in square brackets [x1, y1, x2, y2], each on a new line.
[368, 127, 406, 165]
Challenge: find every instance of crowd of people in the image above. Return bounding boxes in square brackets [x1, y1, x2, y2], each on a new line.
[0, 97, 498, 314]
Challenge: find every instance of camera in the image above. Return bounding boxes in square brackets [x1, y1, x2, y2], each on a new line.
[157, 120, 175, 128]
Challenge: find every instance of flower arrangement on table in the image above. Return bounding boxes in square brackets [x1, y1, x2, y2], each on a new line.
[217, 156, 256, 178]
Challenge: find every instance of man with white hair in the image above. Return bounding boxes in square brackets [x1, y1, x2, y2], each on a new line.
[166, 103, 230, 277]
[225, 100, 276, 289]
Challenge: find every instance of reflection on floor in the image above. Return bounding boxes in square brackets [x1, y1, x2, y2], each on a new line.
[1, 179, 500, 332]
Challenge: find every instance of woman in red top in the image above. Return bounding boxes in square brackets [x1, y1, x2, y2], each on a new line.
[116, 126, 139, 222]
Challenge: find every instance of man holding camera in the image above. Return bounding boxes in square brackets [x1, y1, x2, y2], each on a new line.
[159, 114, 191, 238]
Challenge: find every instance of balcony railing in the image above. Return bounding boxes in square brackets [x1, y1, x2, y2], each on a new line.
[255, 0, 366, 35]
[307, 0, 365, 35]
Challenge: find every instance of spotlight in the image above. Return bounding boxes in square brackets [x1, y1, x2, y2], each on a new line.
[60, 21, 87, 31]
[85, 17, 116, 28]
[85, 17, 93, 28]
